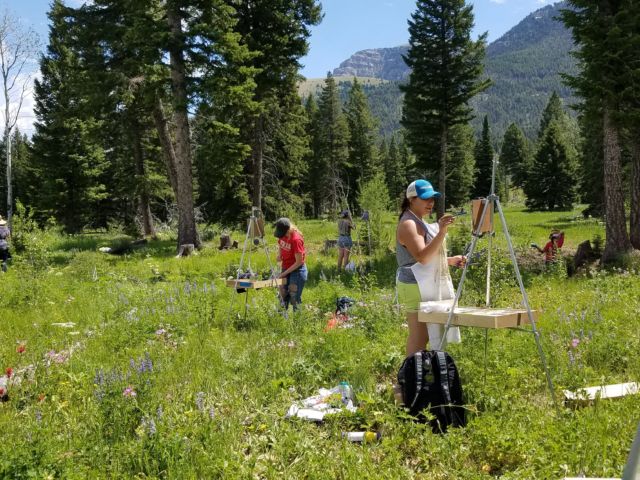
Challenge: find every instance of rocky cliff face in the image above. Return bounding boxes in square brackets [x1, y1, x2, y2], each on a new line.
[333, 46, 410, 81]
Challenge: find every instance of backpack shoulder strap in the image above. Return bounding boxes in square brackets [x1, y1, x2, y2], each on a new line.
[409, 351, 423, 410]
[436, 351, 452, 405]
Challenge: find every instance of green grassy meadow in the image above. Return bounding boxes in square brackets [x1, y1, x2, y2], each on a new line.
[1, 204, 639, 479]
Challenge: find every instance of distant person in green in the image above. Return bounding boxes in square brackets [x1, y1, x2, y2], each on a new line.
[336, 210, 356, 271]
[532, 230, 564, 265]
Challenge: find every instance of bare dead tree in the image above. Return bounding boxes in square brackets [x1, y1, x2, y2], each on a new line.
[0, 8, 41, 226]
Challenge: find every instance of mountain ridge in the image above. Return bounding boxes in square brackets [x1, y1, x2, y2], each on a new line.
[327, 1, 577, 143]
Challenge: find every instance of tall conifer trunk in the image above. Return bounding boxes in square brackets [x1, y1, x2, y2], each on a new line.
[437, 125, 447, 219]
[152, 98, 179, 196]
[131, 119, 155, 236]
[601, 103, 632, 263]
[252, 114, 263, 209]
[630, 134, 640, 250]
[167, 5, 200, 248]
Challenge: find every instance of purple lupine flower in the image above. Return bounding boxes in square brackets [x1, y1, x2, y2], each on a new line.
[141, 417, 147, 427]
[36, 407, 42, 425]
[570, 330, 575, 339]
[157, 363, 162, 372]
[170, 295, 174, 304]
[284, 312, 288, 320]
[172, 305, 175, 314]
[167, 305, 170, 314]
[579, 329, 584, 338]
[149, 418, 156, 434]
[157, 406, 163, 421]
[581, 311, 586, 322]
[130, 358, 136, 370]
[589, 331, 593, 340]
[568, 351, 575, 366]
[211, 282, 215, 293]
[136, 361, 144, 374]
[185, 282, 191, 294]
[119, 373, 124, 381]
[197, 392, 204, 412]
[209, 406, 214, 419]
[192, 281, 197, 292]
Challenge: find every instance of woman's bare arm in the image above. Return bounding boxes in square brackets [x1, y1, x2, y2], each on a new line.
[398, 220, 446, 265]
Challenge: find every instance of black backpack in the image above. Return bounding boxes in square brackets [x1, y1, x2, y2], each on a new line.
[336, 297, 356, 315]
[397, 350, 466, 434]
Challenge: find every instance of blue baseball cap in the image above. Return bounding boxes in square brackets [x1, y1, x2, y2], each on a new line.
[407, 180, 442, 200]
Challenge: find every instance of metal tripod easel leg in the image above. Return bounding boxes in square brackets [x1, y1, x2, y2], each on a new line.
[225, 209, 281, 330]
[437, 157, 559, 413]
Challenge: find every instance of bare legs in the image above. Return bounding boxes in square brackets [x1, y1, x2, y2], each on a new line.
[337, 247, 351, 270]
[406, 312, 429, 356]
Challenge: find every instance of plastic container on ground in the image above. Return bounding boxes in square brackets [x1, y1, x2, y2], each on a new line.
[343, 432, 381, 442]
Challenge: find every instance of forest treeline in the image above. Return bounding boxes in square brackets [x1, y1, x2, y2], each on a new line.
[0, 0, 639, 262]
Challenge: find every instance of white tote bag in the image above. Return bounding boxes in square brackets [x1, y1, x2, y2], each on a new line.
[410, 223, 461, 349]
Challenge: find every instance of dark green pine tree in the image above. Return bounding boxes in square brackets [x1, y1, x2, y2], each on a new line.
[232, 0, 322, 211]
[446, 123, 475, 208]
[385, 135, 405, 207]
[499, 122, 533, 192]
[398, 135, 416, 188]
[473, 116, 504, 199]
[316, 72, 350, 212]
[401, 0, 492, 217]
[30, 1, 108, 233]
[345, 77, 379, 193]
[560, 0, 633, 262]
[537, 91, 565, 141]
[524, 121, 579, 211]
[303, 95, 324, 218]
[378, 138, 389, 171]
[261, 83, 310, 219]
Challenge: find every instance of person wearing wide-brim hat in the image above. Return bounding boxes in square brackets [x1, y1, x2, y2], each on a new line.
[274, 218, 308, 312]
[395, 180, 466, 356]
[336, 210, 356, 271]
[0, 216, 11, 273]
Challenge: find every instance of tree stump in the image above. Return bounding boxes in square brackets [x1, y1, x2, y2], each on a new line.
[176, 244, 195, 258]
[574, 240, 595, 268]
[325, 239, 338, 252]
[232, 240, 239, 249]
[219, 234, 232, 250]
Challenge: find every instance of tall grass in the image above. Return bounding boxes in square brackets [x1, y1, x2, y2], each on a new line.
[0, 207, 637, 479]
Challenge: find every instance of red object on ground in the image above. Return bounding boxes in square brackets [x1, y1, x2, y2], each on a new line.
[0, 389, 4, 395]
[38, 394, 44, 402]
[6, 367, 11, 378]
[17, 347, 25, 354]
[325, 318, 337, 332]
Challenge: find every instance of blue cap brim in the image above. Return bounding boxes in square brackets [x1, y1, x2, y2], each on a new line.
[416, 191, 442, 200]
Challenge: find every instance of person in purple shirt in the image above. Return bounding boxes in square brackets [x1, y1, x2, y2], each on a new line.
[0, 215, 11, 273]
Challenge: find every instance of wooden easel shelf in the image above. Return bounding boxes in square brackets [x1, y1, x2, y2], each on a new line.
[418, 300, 538, 329]
[226, 278, 287, 290]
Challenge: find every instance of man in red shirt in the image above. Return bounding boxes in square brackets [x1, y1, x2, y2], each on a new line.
[274, 218, 307, 312]
[533, 230, 565, 264]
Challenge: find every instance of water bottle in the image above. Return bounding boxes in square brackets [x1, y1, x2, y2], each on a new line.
[340, 382, 349, 404]
[343, 432, 381, 443]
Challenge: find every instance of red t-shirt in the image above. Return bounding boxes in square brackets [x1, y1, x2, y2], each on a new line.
[278, 231, 306, 269]
[543, 237, 564, 261]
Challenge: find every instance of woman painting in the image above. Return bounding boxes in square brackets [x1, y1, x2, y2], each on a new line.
[274, 218, 308, 312]
[0, 216, 11, 273]
[336, 210, 356, 271]
[396, 180, 466, 356]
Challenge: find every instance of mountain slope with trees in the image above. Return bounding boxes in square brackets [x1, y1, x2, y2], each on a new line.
[322, 1, 577, 144]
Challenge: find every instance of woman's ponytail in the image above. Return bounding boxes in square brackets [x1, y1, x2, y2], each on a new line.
[399, 193, 412, 222]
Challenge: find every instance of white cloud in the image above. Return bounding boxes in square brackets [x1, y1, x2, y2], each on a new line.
[490, 0, 507, 3]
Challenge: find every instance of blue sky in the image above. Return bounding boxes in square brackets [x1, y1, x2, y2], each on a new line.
[10, 0, 557, 132]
